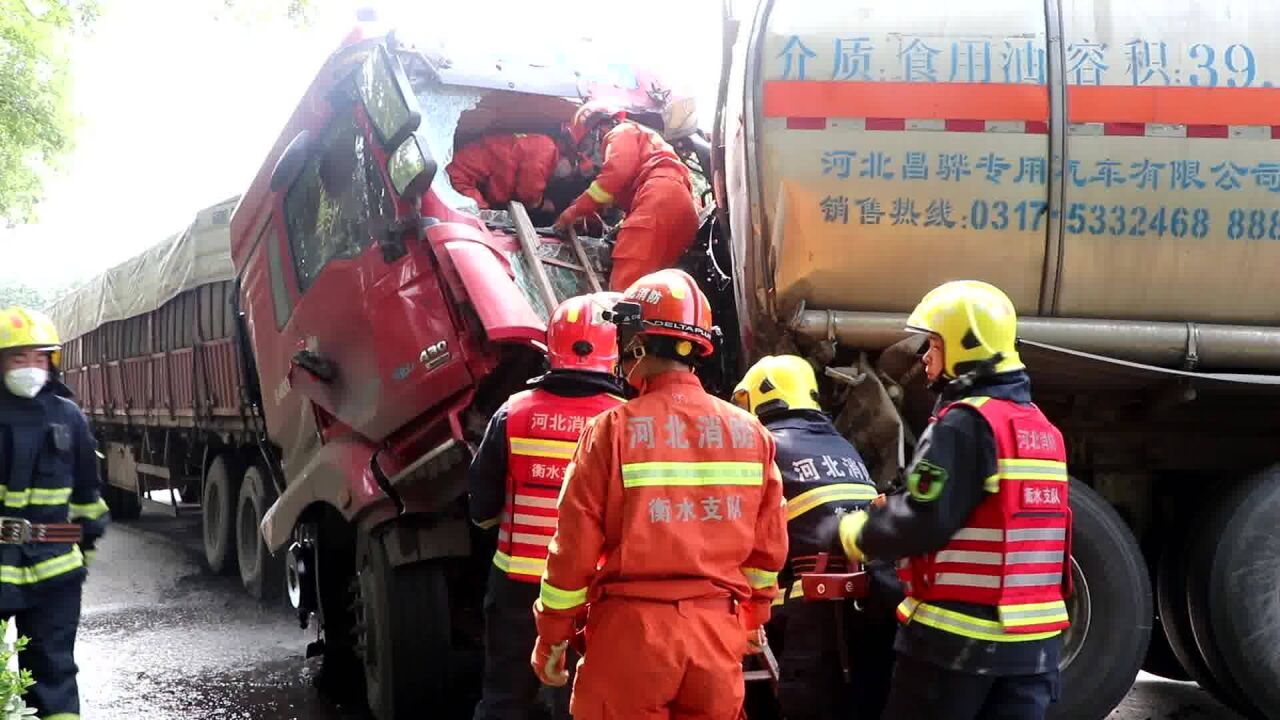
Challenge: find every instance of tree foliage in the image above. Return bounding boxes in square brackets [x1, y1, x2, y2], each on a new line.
[0, 0, 95, 226]
[0, 281, 66, 310]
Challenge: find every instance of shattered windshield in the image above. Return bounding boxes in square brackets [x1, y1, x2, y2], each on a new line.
[411, 83, 484, 212]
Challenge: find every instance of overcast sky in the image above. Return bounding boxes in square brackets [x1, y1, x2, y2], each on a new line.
[0, 0, 722, 291]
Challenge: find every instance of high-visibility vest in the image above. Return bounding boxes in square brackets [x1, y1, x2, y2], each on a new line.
[896, 396, 1072, 641]
[496, 388, 621, 583]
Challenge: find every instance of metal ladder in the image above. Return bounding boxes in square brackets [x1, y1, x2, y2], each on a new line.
[507, 200, 604, 313]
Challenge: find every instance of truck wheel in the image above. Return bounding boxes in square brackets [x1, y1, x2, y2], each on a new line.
[104, 484, 142, 521]
[1049, 480, 1151, 720]
[235, 465, 284, 601]
[1198, 468, 1280, 718]
[1142, 615, 1191, 681]
[202, 454, 242, 575]
[1156, 520, 1235, 701]
[355, 534, 451, 720]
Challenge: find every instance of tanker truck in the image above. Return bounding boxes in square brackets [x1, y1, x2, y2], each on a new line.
[708, 1, 1280, 718]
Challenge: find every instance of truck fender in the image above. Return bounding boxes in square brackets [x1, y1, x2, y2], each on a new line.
[368, 515, 472, 569]
[260, 433, 389, 553]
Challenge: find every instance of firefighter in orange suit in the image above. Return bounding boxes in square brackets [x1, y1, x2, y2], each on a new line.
[554, 103, 700, 292]
[836, 281, 1070, 720]
[530, 269, 788, 720]
[447, 132, 574, 212]
[468, 293, 625, 720]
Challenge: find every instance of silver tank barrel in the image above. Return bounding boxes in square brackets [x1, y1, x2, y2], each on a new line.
[791, 310, 1280, 372]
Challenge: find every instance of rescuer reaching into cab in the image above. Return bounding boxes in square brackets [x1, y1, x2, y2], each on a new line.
[468, 293, 625, 720]
[732, 355, 898, 720]
[0, 306, 109, 720]
[554, 103, 700, 292]
[835, 281, 1071, 720]
[530, 269, 788, 720]
[447, 132, 576, 216]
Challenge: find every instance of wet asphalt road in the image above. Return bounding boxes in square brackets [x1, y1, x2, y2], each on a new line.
[77, 510, 1242, 720]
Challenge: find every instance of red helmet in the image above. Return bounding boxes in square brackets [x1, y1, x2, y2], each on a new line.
[546, 293, 621, 374]
[615, 269, 715, 360]
[568, 101, 627, 147]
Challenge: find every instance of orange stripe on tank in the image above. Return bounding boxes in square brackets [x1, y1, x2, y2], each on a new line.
[763, 80, 1280, 126]
[1067, 85, 1280, 126]
[762, 81, 1048, 122]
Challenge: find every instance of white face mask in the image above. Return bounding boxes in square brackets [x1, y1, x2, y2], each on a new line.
[5, 368, 48, 399]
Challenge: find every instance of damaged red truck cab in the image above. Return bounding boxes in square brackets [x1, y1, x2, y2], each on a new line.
[229, 24, 685, 719]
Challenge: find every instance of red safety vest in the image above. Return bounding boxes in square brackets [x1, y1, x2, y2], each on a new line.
[896, 396, 1072, 640]
[495, 388, 622, 583]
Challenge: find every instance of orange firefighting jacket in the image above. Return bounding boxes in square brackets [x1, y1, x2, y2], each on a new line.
[446, 133, 560, 209]
[564, 122, 692, 221]
[536, 371, 788, 640]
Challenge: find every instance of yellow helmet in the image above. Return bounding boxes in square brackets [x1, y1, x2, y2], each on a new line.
[732, 355, 821, 417]
[0, 307, 62, 367]
[906, 280, 1023, 377]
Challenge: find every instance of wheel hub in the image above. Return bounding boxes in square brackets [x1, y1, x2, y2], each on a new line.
[1060, 557, 1091, 670]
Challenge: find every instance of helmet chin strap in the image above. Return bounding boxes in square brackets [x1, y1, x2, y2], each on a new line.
[619, 337, 649, 394]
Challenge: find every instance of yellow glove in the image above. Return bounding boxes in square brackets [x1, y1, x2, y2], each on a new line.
[838, 510, 870, 562]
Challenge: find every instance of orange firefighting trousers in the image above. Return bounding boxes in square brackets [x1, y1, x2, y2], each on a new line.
[570, 597, 747, 720]
[609, 176, 700, 291]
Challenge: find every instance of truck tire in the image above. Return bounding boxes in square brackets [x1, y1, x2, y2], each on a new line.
[202, 454, 242, 575]
[1049, 480, 1151, 720]
[1156, 528, 1231, 698]
[356, 534, 451, 720]
[1185, 480, 1265, 718]
[1142, 615, 1191, 681]
[235, 465, 284, 601]
[103, 484, 142, 521]
[1199, 468, 1280, 718]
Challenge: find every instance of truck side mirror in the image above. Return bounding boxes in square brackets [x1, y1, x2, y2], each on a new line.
[270, 131, 312, 192]
[387, 132, 437, 200]
[357, 44, 421, 152]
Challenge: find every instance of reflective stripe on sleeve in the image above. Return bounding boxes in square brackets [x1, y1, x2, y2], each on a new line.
[492, 550, 547, 579]
[785, 483, 879, 521]
[742, 567, 779, 590]
[539, 579, 589, 610]
[69, 498, 110, 521]
[621, 461, 764, 488]
[586, 181, 614, 204]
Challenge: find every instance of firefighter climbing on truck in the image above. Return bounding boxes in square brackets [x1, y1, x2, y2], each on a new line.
[836, 281, 1071, 720]
[733, 355, 898, 720]
[468, 293, 625, 720]
[447, 131, 578, 221]
[554, 103, 700, 292]
[0, 306, 109, 720]
[531, 269, 788, 719]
